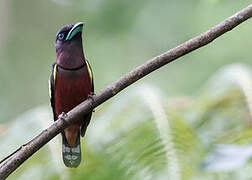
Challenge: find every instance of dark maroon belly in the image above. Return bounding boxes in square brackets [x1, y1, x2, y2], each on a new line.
[54, 67, 91, 124]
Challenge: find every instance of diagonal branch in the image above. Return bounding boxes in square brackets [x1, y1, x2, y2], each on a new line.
[1, 4, 252, 179]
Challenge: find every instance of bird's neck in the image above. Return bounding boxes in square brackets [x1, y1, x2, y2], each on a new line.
[56, 42, 85, 70]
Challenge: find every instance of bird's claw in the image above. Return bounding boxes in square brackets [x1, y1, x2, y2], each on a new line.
[58, 112, 68, 123]
[88, 92, 96, 97]
[88, 93, 96, 112]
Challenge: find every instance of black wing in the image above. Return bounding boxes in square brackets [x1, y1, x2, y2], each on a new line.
[85, 59, 94, 93]
[49, 63, 57, 121]
[81, 59, 94, 137]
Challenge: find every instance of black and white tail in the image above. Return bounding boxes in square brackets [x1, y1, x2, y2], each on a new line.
[62, 132, 81, 168]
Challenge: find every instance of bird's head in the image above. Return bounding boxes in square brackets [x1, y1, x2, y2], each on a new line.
[55, 22, 85, 69]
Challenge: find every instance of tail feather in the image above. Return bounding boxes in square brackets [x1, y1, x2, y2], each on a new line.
[62, 132, 81, 168]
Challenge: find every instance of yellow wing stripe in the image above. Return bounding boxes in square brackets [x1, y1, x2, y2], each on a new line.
[48, 64, 57, 98]
[48, 79, 51, 98]
[86, 60, 93, 86]
[53, 64, 57, 85]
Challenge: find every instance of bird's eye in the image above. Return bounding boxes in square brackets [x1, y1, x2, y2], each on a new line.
[58, 33, 65, 40]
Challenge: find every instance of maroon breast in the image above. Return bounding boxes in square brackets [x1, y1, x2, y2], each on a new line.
[54, 65, 92, 125]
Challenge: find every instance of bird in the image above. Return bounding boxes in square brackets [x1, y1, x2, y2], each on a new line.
[49, 22, 94, 168]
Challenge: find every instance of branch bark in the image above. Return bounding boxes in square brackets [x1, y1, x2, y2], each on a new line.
[1, 4, 252, 179]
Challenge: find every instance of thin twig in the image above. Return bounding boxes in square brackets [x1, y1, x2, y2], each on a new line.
[0, 4, 252, 179]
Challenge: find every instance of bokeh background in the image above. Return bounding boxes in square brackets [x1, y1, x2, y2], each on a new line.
[1, 0, 252, 179]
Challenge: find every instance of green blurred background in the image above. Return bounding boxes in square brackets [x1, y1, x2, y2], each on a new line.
[1, 0, 252, 179]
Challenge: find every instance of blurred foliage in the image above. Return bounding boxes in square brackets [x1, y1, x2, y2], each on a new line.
[2, 64, 252, 179]
[0, 0, 252, 179]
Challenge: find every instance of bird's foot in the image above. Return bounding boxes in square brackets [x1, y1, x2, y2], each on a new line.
[88, 93, 96, 112]
[88, 92, 96, 97]
[58, 112, 68, 124]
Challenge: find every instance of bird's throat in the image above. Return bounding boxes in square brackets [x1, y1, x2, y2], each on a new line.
[56, 36, 85, 70]
[56, 49, 85, 70]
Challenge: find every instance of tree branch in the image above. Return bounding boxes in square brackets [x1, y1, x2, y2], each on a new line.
[1, 4, 252, 179]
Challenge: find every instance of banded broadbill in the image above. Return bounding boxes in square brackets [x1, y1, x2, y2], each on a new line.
[49, 22, 94, 168]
